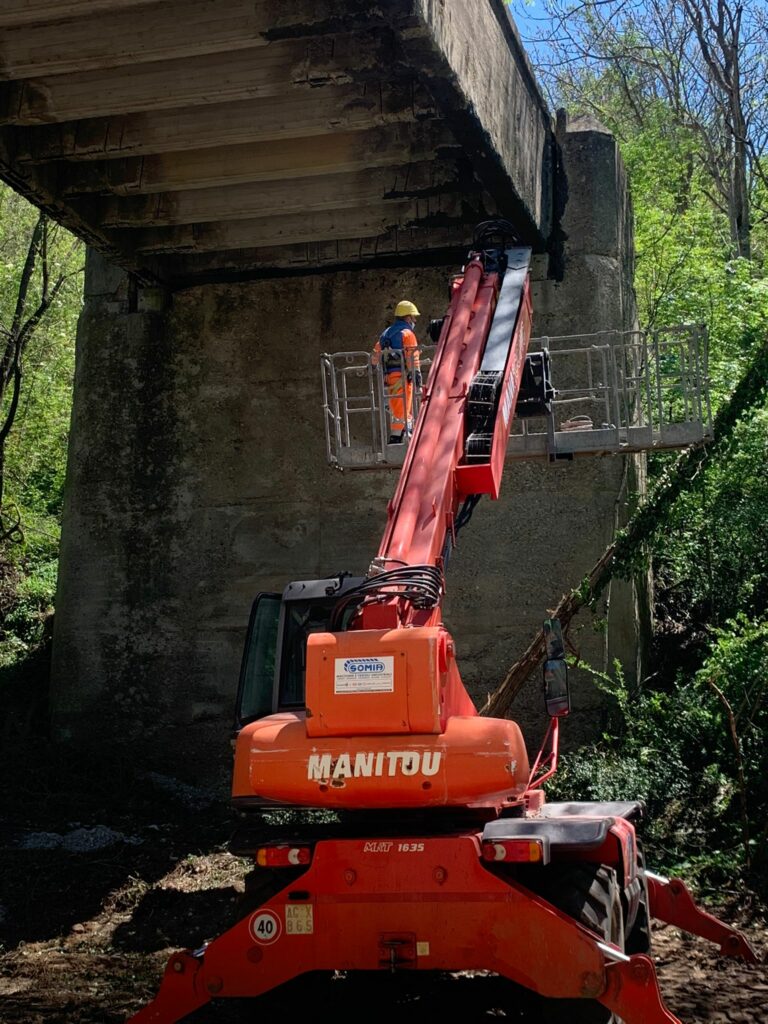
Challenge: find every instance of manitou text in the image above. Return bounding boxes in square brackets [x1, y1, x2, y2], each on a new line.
[307, 751, 443, 780]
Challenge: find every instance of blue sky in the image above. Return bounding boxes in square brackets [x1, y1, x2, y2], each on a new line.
[506, 0, 549, 47]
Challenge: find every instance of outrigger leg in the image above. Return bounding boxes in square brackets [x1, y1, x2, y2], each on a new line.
[600, 955, 680, 1023]
[127, 891, 686, 1024]
[126, 843, 759, 1024]
[129, 923, 683, 1024]
[647, 872, 759, 963]
[128, 950, 210, 1024]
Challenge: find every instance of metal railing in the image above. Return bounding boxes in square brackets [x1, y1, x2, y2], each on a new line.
[509, 325, 712, 459]
[321, 326, 712, 469]
[321, 346, 435, 469]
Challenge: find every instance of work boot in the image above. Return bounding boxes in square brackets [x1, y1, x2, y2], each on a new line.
[388, 433, 404, 444]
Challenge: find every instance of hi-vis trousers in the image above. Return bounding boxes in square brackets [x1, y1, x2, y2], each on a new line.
[384, 370, 413, 434]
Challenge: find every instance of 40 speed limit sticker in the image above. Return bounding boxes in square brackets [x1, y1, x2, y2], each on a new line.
[249, 909, 282, 944]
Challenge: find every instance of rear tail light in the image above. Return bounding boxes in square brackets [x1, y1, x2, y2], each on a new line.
[256, 845, 312, 868]
[481, 838, 549, 864]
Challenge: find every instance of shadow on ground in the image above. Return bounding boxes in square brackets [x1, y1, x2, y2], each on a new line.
[112, 885, 241, 952]
[0, 731, 233, 949]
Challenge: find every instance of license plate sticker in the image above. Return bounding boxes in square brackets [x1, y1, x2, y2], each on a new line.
[285, 904, 314, 935]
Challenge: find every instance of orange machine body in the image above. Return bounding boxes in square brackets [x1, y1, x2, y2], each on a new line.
[231, 712, 529, 810]
[304, 626, 475, 736]
[232, 625, 530, 809]
[231, 250, 534, 812]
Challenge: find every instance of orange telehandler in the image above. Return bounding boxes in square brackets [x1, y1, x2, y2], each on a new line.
[130, 222, 757, 1023]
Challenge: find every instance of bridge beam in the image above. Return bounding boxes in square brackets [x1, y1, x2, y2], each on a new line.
[0, 0, 383, 78]
[58, 123, 458, 196]
[14, 83, 435, 163]
[0, 0, 557, 284]
[0, 0, 159, 28]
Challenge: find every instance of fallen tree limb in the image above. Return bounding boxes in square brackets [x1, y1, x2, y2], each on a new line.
[481, 333, 768, 719]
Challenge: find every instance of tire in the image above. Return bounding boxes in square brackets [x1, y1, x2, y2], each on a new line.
[230, 867, 299, 926]
[525, 863, 625, 1024]
[625, 845, 652, 956]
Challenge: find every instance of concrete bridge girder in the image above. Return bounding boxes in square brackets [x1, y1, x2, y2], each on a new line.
[0, 0, 554, 286]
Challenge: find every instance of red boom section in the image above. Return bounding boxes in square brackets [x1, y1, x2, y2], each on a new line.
[456, 273, 533, 501]
[376, 258, 499, 569]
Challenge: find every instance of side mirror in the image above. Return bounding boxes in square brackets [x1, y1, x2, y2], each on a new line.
[428, 317, 445, 342]
[542, 618, 570, 718]
[543, 658, 570, 718]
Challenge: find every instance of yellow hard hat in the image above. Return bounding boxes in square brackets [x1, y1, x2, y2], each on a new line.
[395, 300, 420, 317]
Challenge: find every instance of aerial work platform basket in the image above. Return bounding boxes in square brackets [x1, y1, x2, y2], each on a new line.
[321, 325, 712, 469]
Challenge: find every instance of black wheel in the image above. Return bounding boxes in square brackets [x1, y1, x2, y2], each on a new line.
[625, 845, 652, 956]
[230, 867, 300, 926]
[525, 863, 625, 1024]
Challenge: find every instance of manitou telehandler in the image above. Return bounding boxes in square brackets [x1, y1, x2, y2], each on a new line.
[130, 223, 757, 1024]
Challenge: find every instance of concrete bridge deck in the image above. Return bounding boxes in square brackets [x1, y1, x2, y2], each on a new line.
[0, 0, 554, 286]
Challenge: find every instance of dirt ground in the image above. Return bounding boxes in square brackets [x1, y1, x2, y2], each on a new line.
[1, 748, 766, 1024]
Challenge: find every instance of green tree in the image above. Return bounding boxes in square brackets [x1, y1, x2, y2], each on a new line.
[502, 1, 768, 888]
[0, 184, 83, 680]
[0, 186, 83, 538]
[512, 0, 768, 259]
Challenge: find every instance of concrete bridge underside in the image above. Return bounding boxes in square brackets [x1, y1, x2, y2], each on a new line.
[0, 1, 641, 784]
[0, 0, 554, 286]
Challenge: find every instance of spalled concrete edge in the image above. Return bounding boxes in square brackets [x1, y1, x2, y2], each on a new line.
[0, 134, 157, 285]
[404, 0, 556, 248]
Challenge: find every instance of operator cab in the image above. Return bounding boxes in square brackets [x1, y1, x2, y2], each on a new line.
[234, 575, 363, 729]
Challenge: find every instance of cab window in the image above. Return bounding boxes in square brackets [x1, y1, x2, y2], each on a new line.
[237, 594, 281, 725]
[278, 600, 336, 708]
[278, 599, 358, 709]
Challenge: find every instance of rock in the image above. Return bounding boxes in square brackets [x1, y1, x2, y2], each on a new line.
[61, 826, 142, 852]
[17, 831, 63, 850]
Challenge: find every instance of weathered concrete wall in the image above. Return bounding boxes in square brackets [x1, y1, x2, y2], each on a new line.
[52, 259, 458, 782]
[51, 115, 640, 784]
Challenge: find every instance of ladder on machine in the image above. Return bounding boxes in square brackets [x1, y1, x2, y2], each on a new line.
[321, 324, 712, 469]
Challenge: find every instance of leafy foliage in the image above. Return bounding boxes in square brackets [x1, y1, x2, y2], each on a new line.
[0, 187, 82, 520]
[0, 185, 82, 699]
[553, 608, 768, 894]
[550, 372, 768, 889]
[512, 0, 768, 259]
[656, 409, 768, 629]
[557, 93, 768, 405]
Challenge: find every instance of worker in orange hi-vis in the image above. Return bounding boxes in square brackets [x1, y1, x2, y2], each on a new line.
[372, 300, 423, 443]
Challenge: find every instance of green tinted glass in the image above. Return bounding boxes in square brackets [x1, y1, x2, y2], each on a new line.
[239, 594, 281, 722]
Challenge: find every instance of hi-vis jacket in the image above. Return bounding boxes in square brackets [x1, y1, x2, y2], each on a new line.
[372, 319, 421, 375]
